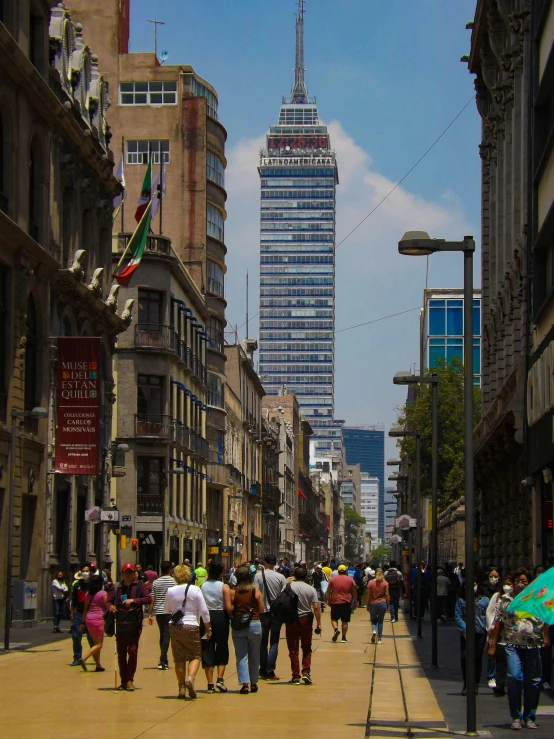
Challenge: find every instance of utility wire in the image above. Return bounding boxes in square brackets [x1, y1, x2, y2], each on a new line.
[335, 306, 421, 335]
[226, 94, 475, 335]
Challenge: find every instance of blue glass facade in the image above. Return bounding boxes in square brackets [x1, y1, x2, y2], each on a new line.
[422, 290, 481, 386]
[343, 428, 385, 541]
[258, 103, 340, 455]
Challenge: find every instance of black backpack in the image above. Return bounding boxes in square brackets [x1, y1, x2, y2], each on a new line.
[270, 583, 299, 624]
[385, 570, 400, 591]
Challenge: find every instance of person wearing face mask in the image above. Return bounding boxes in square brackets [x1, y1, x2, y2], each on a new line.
[482, 567, 501, 689]
[486, 575, 513, 697]
[489, 568, 550, 730]
[455, 580, 490, 696]
[69, 563, 94, 666]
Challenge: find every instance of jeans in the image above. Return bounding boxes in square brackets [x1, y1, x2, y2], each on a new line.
[53, 599, 64, 628]
[155, 614, 171, 666]
[487, 654, 496, 681]
[436, 596, 447, 620]
[460, 631, 486, 688]
[116, 629, 142, 684]
[232, 620, 262, 685]
[259, 612, 282, 676]
[505, 645, 542, 721]
[542, 626, 554, 685]
[370, 602, 387, 638]
[389, 591, 400, 621]
[71, 610, 93, 661]
[286, 615, 313, 678]
[495, 643, 507, 693]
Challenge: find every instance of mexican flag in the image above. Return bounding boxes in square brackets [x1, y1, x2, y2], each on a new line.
[134, 157, 152, 223]
[113, 199, 153, 286]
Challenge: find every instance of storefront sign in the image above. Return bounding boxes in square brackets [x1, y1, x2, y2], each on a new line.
[55, 337, 101, 475]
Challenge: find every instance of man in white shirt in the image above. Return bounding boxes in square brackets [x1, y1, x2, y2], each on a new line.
[147, 561, 176, 669]
[254, 554, 287, 680]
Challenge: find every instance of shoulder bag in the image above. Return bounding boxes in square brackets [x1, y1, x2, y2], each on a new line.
[170, 583, 192, 624]
[231, 587, 257, 631]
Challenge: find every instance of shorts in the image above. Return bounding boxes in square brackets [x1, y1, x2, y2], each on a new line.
[330, 603, 352, 623]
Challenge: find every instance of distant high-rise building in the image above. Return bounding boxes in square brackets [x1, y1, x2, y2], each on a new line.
[360, 474, 380, 549]
[258, 1, 340, 457]
[420, 288, 482, 386]
[343, 426, 385, 542]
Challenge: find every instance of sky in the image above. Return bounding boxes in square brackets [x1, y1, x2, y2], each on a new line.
[130, 0, 480, 459]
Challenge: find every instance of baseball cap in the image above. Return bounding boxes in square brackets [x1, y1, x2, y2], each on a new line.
[338, 564, 347, 572]
[315, 564, 322, 569]
[122, 563, 136, 573]
[264, 554, 277, 564]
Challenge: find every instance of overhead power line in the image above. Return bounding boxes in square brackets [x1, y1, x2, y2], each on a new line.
[335, 307, 421, 335]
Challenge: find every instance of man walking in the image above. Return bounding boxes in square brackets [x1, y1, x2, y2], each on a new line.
[384, 561, 404, 623]
[436, 568, 451, 623]
[107, 563, 151, 690]
[147, 560, 176, 670]
[70, 563, 93, 666]
[194, 562, 208, 587]
[326, 564, 358, 643]
[286, 567, 321, 685]
[254, 554, 287, 679]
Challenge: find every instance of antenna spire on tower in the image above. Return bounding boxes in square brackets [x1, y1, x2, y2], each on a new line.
[290, 0, 308, 103]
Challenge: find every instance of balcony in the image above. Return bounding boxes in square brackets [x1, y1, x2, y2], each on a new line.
[135, 414, 173, 439]
[207, 277, 224, 298]
[207, 456, 228, 488]
[174, 422, 190, 449]
[137, 494, 163, 515]
[115, 232, 171, 256]
[189, 428, 209, 460]
[135, 324, 174, 351]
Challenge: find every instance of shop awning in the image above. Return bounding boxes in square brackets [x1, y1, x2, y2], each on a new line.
[250, 534, 263, 543]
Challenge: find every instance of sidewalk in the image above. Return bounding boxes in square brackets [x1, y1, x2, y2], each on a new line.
[0, 608, 449, 739]
[407, 613, 554, 738]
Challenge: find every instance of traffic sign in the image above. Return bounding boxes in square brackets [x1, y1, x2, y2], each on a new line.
[396, 514, 411, 530]
[100, 509, 119, 522]
[409, 518, 417, 528]
[390, 534, 402, 544]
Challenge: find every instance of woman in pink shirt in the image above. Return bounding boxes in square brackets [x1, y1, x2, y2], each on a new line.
[80, 574, 108, 671]
[367, 569, 390, 645]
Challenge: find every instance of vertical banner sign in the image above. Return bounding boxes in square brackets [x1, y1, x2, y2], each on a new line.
[55, 337, 101, 475]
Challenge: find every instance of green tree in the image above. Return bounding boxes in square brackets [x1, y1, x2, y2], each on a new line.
[370, 545, 392, 566]
[395, 358, 481, 513]
[344, 504, 365, 560]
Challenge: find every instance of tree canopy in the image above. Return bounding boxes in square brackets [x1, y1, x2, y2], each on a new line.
[395, 358, 481, 513]
[344, 504, 365, 561]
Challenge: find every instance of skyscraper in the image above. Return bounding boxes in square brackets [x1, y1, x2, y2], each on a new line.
[343, 426, 385, 543]
[258, 1, 340, 456]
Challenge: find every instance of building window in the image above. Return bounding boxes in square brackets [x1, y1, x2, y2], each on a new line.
[138, 289, 163, 327]
[206, 316, 224, 353]
[28, 140, 40, 241]
[137, 375, 164, 416]
[127, 140, 170, 165]
[207, 204, 224, 242]
[24, 295, 39, 412]
[206, 150, 224, 187]
[190, 77, 218, 119]
[207, 372, 224, 409]
[119, 81, 177, 106]
[0, 112, 7, 215]
[137, 457, 164, 514]
[206, 260, 224, 297]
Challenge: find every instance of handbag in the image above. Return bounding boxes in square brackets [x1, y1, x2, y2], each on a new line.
[170, 583, 191, 624]
[113, 581, 144, 633]
[231, 587, 257, 631]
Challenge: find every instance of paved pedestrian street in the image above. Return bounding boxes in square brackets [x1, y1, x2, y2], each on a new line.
[1, 613, 553, 739]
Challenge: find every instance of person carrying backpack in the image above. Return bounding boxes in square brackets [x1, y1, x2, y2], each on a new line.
[384, 562, 404, 623]
[286, 567, 321, 685]
[253, 554, 287, 680]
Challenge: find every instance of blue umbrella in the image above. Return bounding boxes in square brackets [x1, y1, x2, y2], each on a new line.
[506, 568, 554, 625]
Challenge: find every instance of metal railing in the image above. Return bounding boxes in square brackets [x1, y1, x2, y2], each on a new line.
[189, 428, 209, 460]
[137, 494, 164, 515]
[135, 324, 174, 350]
[206, 277, 224, 297]
[174, 422, 190, 449]
[135, 414, 173, 438]
[115, 232, 171, 256]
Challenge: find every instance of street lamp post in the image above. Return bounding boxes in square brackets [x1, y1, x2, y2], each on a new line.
[389, 425, 422, 638]
[5, 406, 48, 652]
[398, 231, 476, 733]
[394, 371, 439, 666]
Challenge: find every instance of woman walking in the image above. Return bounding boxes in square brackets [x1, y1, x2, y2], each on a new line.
[201, 562, 231, 693]
[483, 566, 502, 689]
[164, 564, 211, 700]
[367, 568, 390, 645]
[487, 574, 514, 697]
[226, 566, 264, 694]
[455, 580, 490, 695]
[489, 567, 549, 729]
[52, 571, 68, 633]
[80, 574, 108, 671]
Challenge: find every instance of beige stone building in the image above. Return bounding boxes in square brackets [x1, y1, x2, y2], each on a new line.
[1, 1, 126, 626]
[70, 0, 230, 559]
[224, 383, 244, 565]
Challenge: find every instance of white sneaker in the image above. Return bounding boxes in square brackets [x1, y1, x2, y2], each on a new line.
[510, 719, 522, 730]
[543, 682, 552, 691]
[488, 678, 496, 688]
[377, 639, 383, 645]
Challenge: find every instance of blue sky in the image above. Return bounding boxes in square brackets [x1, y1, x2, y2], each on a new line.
[131, 0, 480, 457]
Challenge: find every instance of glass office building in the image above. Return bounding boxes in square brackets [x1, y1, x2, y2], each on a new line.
[420, 289, 482, 386]
[258, 4, 340, 455]
[343, 426, 385, 542]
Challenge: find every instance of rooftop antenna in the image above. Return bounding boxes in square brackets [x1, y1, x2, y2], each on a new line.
[147, 18, 165, 62]
[290, 0, 308, 103]
[245, 270, 249, 338]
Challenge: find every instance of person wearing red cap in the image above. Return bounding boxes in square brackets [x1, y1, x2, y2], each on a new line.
[106, 563, 151, 690]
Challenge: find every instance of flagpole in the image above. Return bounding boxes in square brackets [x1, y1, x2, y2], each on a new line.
[115, 199, 153, 269]
[159, 157, 164, 236]
[121, 136, 125, 233]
